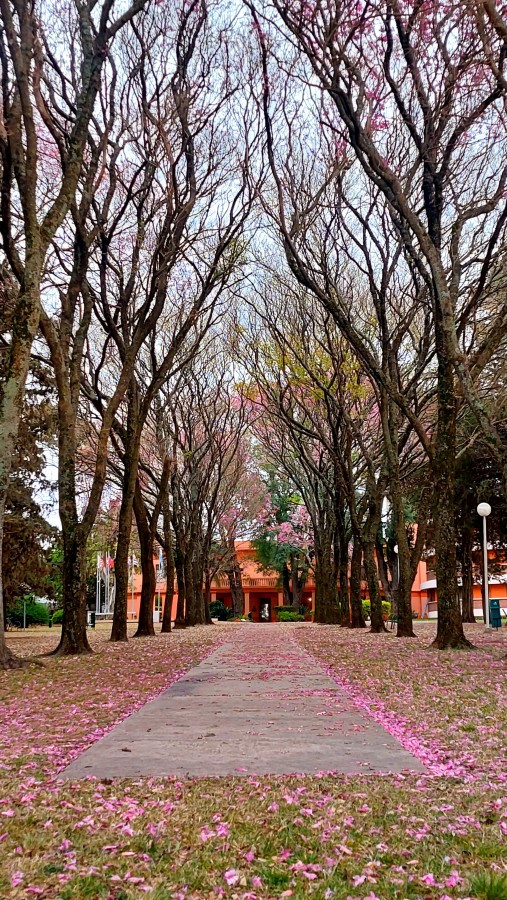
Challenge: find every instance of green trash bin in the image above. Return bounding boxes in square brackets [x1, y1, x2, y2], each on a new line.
[90, 611, 96, 629]
[490, 598, 502, 629]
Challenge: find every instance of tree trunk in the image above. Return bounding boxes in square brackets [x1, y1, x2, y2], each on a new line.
[380, 390, 415, 637]
[282, 563, 291, 605]
[55, 528, 92, 654]
[376, 536, 392, 606]
[111, 386, 140, 642]
[174, 548, 186, 628]
[431, 353, 472, 649]
[133, 482, 156, 638]
[53, 423, 92, 655]
[161, 555, 174, 633]
[0, 490, 25, 668]
[161, 504, 174, 634]
[396, 547, 416, 637]
[337, 518, 350, 625]
[313, 536, 340, 623]
[460, 523, 475, 623]
[203, 570, 213, 625]
[0, 273, 42, 668]
[227, 545, 244, 618]
[349, 536, 366, 628]
[363, 541, 387, 633]
[185, 556, 206, 625]
[390, 481, 416, 638]
[290, 555, 307, 609]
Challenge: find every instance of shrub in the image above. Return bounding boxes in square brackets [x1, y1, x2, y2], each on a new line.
[362, 600, 391, 620]
[51, 608, 64, 625]
[9, 596, 49, 628]
[276, 609, 305, 622]
[469, 872, 507, 900]
[209, 599, 234, 621]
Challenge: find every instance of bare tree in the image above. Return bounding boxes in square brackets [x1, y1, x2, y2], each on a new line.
[244, 0, 507, 646]
[0, 0, 147, 667]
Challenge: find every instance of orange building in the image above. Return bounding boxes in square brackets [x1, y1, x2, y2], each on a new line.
[123, 543, 507, 623]
[125, 541, 316, 623]
[124, 542, 439, 623]
[418, 549, 507, 619]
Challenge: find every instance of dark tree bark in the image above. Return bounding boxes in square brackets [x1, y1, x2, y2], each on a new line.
[431, 353, 472, 649]
[336, 506, 350, 625]
[174, 551, 186, 628]
[57, 530, 92, 655]
[161, 499, 175, 634]
[133, 480, 156, 638]
[111, 383, 140, 642]
[363, 541, 387, 634]
[313, 533, 340, 624]
[282, 563, 291, 605]
[226, 540, 244, 618]
[132, 457, 171, 638]
[460, 523, 476, 624]
[290, 553, 307, 609]
[350, 536, 366, 628]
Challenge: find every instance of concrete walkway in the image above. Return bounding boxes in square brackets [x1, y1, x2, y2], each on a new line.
[62, 625, 425, 779]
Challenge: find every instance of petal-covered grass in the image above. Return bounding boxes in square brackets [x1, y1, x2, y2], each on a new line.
[0, 622, 506, 899]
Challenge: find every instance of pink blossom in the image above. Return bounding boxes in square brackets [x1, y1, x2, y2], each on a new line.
[224, 869, 239, 886]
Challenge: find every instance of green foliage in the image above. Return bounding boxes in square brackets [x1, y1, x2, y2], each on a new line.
[51, 608, 64, 625]
[45, 544, 63, 604]
[8, 596, 49, 627]
[276, 608, 305, 622]
[2, 359, 58, 610]
[362, 600, 391, 619]
[469, 872, 507, 900]
[209, 599, 234, 621]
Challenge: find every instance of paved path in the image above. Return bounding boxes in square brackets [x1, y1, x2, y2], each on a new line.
[63, 625, 425, 779]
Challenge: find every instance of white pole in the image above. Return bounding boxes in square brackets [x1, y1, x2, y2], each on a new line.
[477, 503, 492, 631]
[483, 515, 490, 630]
[105, 551, 109, 615]
[131, 554, 135, 619]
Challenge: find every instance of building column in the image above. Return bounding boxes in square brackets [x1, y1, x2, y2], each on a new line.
[211, 592, 217, 603]
[277, 591, 283, 606]
[244, 591, 250, 614]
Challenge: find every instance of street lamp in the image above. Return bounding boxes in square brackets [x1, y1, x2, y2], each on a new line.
[393, 544, 400, 582]
[477, 502, 492, 631]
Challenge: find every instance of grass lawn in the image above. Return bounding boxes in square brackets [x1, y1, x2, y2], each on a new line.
[0, 622, 506, 899]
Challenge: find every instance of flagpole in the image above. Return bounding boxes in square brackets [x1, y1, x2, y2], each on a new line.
[131, 553, 135, 620]
[96, 554, 100, 617]
[105, 549, 109, 615]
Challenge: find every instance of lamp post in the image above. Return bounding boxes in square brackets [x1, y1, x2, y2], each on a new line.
[477, 502, 492, 631]
[393, 544, 400, 581]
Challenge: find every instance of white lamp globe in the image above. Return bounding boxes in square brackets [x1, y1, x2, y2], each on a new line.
[477, 502, 492, 517]
[393, 544, 398, 553]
